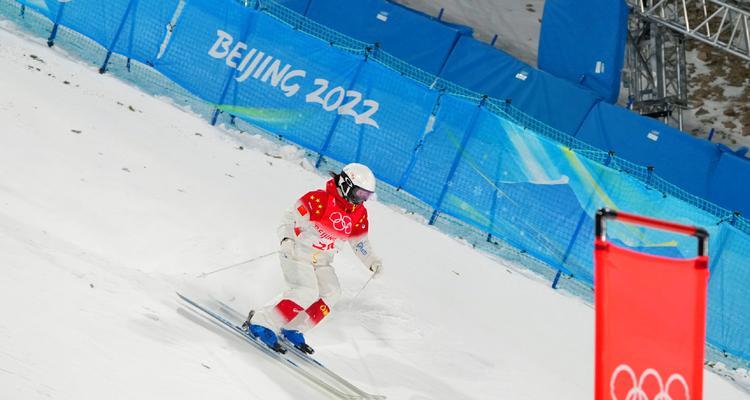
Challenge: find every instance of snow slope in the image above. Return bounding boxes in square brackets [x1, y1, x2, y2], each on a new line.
[0, 19, 748, 400]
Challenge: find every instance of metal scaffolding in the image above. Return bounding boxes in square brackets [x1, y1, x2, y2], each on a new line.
[623, 0, 750, 129]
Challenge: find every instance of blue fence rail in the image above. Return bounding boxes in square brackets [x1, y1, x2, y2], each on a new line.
[3, 0, 749, 365]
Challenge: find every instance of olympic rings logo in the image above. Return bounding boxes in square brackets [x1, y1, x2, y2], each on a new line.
[611, 364, 690, 400]
[329, 212, 352, 234]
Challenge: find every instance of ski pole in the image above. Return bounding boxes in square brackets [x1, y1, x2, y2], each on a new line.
[349, 272, 376, 304]
[196, 250, 278, 278]
[346, 272, 382, 394]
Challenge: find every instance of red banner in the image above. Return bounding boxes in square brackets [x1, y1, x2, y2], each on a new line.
[595, 238, 709, 400]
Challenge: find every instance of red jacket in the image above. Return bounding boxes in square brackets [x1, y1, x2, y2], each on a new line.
[280, 179, 371, 265]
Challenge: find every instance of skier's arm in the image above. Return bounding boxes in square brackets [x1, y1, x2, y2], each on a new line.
[277, 200, 312, 242]
[277, 204, 300, 243]
[278, 190, 325, 243]
[349, 235, 382, 274]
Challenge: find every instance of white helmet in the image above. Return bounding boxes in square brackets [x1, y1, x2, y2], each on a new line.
[337, 163, 376, 204]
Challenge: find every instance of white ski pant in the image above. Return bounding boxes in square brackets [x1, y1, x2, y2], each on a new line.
[253, 254, 341, 333]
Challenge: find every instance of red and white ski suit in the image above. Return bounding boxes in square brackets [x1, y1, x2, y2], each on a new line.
[253, 179, 379, 333]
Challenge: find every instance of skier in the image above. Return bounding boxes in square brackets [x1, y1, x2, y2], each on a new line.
[243, 163, 383, 354]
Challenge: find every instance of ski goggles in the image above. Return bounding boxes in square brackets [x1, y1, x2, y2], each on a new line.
[350, 186, 373, 204]
[337, 172, 374, 204]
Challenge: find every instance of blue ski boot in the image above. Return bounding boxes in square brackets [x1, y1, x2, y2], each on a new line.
[281, 328, 314, 354]
[242, 311, 286, 354]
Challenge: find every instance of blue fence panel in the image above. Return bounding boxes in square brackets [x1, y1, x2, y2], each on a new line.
[492, 181, 593, 273]
[550, 151, 703, 275]
[322, 60, 438, 185]
[274, 0, 310, 14]
[444, 112, 723, 283]
[152, 0, 256, 104]
[707, 224, 750, 360]
[399, 95, 479, 207]
[441, 36, 600, 135]
[436, 19, 473, 37]
[576, 102, 721, 198]
[219, 13, 363, 151]
[538, 0, 628, 103]
[708, 151, 750, 216]
[53, 0, 133, 49]
[386, 1, 473, 37]
[431, 110, 586, 279]
[110, 0, 182, 66]
[581, 156, 721, 260]
[304, 0, 465, 75]
[157, 0, 365, 151]
[16, 0, 58, 18]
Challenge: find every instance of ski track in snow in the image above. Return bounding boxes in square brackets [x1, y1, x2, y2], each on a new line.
[0, 17, 748, 400]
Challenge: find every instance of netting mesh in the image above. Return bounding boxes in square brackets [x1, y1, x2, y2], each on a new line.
[2, 0, 749, 368]
[257, 0, 367, 56]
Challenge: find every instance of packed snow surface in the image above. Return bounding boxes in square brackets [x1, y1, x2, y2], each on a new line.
[0, 20, 748, 400]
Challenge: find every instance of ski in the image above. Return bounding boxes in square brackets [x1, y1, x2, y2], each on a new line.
[278, 338, 387, 400]
[215, 300, 387, 400]
[176, 292, 369, 400]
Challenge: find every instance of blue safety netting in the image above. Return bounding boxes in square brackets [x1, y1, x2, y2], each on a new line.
[708, 151, 750, 217]
[538, 0, 628, 103]
[109, 0, 182, 65]
[4, 0, 750, 366]
[440, 36, 600, 135]
[300, 0, 470, 75]
[399, 94, 480, 206]
[51, 0, 132, 50]
[708, 223, 750, 360]
[323, 61, 439, 186]
[14, 0, 58, 17]
[576, 102, 722, 198]
[274, 0, 309, 14]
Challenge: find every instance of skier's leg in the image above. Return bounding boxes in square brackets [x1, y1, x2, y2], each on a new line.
[283, 264, 341, 333]
[312, 263, 342, 318]
[251, 255, 318, 333]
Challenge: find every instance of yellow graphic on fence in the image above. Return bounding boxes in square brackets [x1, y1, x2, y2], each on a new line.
[216, 104, 299, 124]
